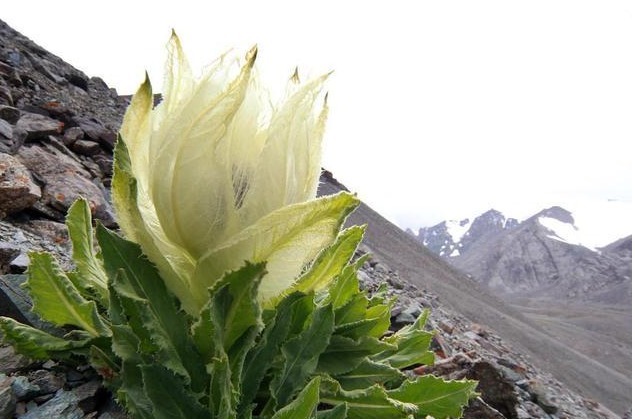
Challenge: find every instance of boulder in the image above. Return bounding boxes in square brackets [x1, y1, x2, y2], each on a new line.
[0, 152, 41, 218]
[16, 145, 114, 225]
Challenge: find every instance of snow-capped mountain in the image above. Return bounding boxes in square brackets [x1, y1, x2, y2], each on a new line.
[411, 206, 632, 304]
[411, 209, 518, 258]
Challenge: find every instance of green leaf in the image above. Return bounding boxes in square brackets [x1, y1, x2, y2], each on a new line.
[375, 310, 435, 369]
[88, 345, 121, 388]
[318, 335, 395, 375]
[97, 226, 206, 393]
[0, 316, 92, 359]
[283, 226, 365, 298]
[117, 361, 154, 419]
[326, 257, 366, 310]
[207, 355, 236, 417]
[320, 377, 417, 418]
[66, 198, 109, 305]
[336, 359, 404, 391]
[195, 262, 265, 355]
[333, 293, 391, 340]
[24, 252, 110, 337]
[316, 403, 348, 419]
[387, 375, 478, 418]
[192, 263, 265, 415]
[140, 364, 208, 419]
[238, 292, 308, 418]
[271, 376, 321, 419]
[270, 302, 335, 408]
[373, 329, 435, 370]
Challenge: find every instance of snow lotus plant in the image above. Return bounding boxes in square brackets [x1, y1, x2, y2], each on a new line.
[0, 33, 477, 418]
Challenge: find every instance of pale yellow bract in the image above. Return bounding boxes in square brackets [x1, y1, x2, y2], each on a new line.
[114, 32, 358, 315]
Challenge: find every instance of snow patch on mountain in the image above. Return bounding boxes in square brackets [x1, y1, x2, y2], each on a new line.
[445, 219, 472, 243]
[537, 200, 632, 250]
[539, 216, 594, 250]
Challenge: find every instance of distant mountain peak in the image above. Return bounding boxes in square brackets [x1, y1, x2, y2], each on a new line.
[411, 208, 518, 258]
[534, 206, 574, 224]
[410, 205, 632, 306]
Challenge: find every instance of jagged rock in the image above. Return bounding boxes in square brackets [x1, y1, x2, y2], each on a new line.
[0, 119, 12, 138]
[16, 144, 114, 225]
[527, 380, 558, 414]
[11, 376, 40, 401]
[438, 319, 455, 334]
[18, 389, 84, 419]
[62, 126, 84, 146]
[0, 241, 20, 273]
[15, 112, 64, 141]
[28, 370, 65, 395]
[430, 333, 452, 359]
[71, 139, 101, 156]
[0, 374, 16, 419]
[0, 81, 12, 105]
[463, 397, 507, 419]
[9, 252, 29, 273]
[0, 345, 29, 374]
[73, 380, 107, 413]
[0, 152, 41, 218]
[466, 361, 519, 419]
[72, 116, 116, 150]
[0, 105, 21, 124]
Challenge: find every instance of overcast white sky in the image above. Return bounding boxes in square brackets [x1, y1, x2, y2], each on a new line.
[2, 1, 633, 240]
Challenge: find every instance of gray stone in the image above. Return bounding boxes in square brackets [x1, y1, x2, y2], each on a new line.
[18, 389, 84, 419]
[0, 83, 12, 105]
[62, 126, 84, 146]
[72, 117, 116, 150]
[0, 274, 60, 333]
[527, 380, 558, 414]
[9, 252, 29, 273]
[15, 112, 63, 141]
[0, 105, 20, 124]
[463, 396, 507, 419]
[16, 145, 114, 225]
[11, 376, 40, 401]
[28, 370, 65, 395]
[0, 374, 16, 419]
[0, 345, 29, 374]
[0, 153, 41, 218]
[32, 58, 66, 85]
[72, 139, 102, 156]
[466, 361, 519, 419]
[0, 119, 12, 138]
[0, 242, 20, 273]
[73, 380, 105, 413]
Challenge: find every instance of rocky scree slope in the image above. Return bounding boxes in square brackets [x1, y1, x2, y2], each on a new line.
[0, 18, 630, 418]
[320, 174, 631, 416]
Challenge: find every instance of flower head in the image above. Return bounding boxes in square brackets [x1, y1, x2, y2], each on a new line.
[113, 32, 357, 315]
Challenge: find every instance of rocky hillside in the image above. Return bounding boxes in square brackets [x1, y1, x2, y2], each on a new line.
[0, 18, 631, 418]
